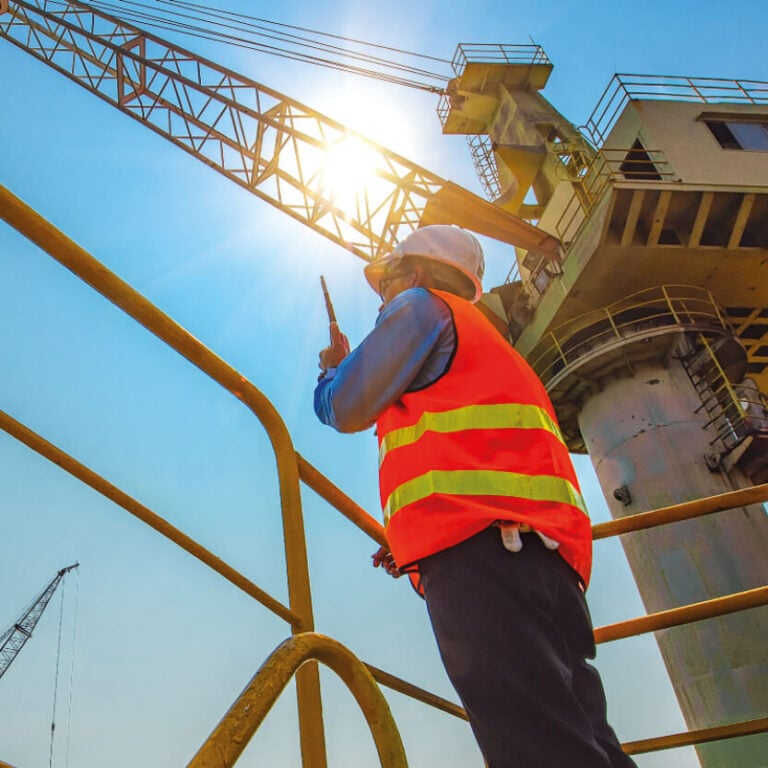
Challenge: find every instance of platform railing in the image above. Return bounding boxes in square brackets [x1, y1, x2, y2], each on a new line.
[585, 74, 768, 147]
[187, 634, 408, 768]
[449, 43, 550, 77]
[436, 43, 551, 127]
[552, 145, 674, 247]
[528, 284, 730, 388]
[1, 183, 767, 764]
[592, 483, 768, 756]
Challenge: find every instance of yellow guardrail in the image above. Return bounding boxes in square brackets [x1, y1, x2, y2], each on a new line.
[691, 333, 768, 452]
[585, 74, 768, 148]
[187, 633, 407, 768]
[552, 145, 674, 247]
[623, 716, 768, 756]
[528, 284, 730, 387]
[1, 183, 766, 764]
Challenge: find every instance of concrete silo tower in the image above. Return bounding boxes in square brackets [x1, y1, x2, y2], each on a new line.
[441, 47, 768, 766]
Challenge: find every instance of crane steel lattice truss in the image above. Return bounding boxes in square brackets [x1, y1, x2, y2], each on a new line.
[0, 0, 560, 263]
[0, 563, 79, 680]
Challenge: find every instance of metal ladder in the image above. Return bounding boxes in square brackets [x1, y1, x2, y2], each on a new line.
[681, 334, 748, 456]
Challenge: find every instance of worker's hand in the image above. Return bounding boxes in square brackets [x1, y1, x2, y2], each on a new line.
[371, 546, 402, 578]
[319, 321, 350, 370]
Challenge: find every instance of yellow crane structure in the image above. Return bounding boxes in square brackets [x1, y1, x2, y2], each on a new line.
[1, 1, 768, 767]
[0, 0, 557, 262]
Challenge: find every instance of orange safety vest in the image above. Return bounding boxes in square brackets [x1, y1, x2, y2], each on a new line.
[377, 289, 592, 588]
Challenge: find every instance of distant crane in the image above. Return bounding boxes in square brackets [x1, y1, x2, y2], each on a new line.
[0, 563, 79, 681]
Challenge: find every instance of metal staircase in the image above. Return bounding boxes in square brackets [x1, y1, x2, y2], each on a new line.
[681, 334, 768, 481]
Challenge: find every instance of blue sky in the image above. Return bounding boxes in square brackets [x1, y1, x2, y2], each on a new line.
[0, 1, 766, 766]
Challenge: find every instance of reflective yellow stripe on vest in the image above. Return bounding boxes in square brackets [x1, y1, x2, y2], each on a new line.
[383, 469, 587, 524]
[379, 402, 564, 466]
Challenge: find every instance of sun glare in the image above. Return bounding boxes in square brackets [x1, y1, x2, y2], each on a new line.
[320, 135, 381, 205]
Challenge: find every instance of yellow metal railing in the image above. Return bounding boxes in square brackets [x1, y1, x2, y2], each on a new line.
[450, 43, 550, 76]
[528, 284, 731, 387]
[1, 183, 767, 764]
[592, 482, 768, 755]
[585, 74, 768, 148]
[435, 43, 550, 128]
[592, 483, 768, 655]
[684, 334, 768, 453]
[0, 410, 302, 628]
[623, 716, 768, 757]
[187, 634, 407, 768]
[553, 145, 674, 246]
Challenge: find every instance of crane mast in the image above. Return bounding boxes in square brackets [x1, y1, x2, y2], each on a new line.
[0, 563, 79, 681]
[0, 0, 560, 264]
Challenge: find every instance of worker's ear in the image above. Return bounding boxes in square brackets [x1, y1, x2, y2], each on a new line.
[410, 264, 428, 288]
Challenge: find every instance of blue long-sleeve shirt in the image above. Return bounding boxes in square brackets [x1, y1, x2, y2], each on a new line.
[314, 288, 455, 433]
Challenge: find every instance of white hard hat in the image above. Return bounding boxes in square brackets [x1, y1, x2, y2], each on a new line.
[364, 225, 485, 302]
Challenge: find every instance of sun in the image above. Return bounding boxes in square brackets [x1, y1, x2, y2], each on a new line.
[320, 134, 382, 206]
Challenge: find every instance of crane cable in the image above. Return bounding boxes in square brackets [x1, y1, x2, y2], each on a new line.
[162, 0, 451, 64]
[47, 568, 79, 768]
[85, 0, 451, 90]
[80, 0, 453, 92]
[63, 569, 80, 768]
[48, 580, 65, 768]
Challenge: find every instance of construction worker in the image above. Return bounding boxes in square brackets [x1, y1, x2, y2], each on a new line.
[314, 225, 636, 768]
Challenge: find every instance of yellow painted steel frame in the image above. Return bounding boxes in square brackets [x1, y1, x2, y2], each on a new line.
[187, 634, 406, 768]
[0, 0, 561, 263]
[0, 184, 332, 767]
[1, 182, 767, 763]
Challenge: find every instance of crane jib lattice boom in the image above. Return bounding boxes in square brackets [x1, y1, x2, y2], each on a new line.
[0, 563, 79, 681]
[0, 0, 560, 263]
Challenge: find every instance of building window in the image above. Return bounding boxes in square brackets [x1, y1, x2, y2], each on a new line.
[705, 119, 768, 151]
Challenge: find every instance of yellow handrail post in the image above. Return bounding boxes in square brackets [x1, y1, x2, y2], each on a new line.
[187, 634, 407, 768]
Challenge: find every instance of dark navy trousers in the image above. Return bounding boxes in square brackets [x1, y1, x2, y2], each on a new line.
[418, 526, 637, 768]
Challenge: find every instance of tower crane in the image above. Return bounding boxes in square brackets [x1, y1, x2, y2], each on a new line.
[0, 563, 79, 681]
[0, 0, 560, 267]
